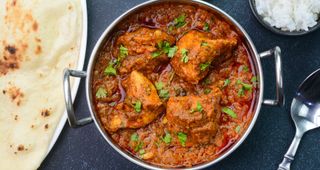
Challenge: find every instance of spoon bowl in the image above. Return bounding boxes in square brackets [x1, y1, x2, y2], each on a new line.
[278, 69, 320, 170]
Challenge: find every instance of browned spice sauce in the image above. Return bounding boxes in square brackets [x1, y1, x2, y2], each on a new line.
[91, 3, 258, 168]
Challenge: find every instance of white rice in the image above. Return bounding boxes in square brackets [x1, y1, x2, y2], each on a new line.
[255, 0, 320, 31]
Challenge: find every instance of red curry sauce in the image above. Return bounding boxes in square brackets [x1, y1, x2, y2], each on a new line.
[91, 3, 257, 168]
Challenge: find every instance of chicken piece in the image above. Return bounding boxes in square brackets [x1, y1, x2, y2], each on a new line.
[114, 27, 176, 74]
[118, 54, 168, 75]
[166, 87, 222, 144]
[170, 30, 237, 84]
[106, 71, 164, 132]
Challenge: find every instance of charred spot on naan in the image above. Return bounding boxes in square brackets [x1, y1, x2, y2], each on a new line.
[14, 115, 18, 121]
[3, 85, 24, 106]
[1, 0, 43, 76]
[41, 109, 51, 117]
[17, 145, 25, 151]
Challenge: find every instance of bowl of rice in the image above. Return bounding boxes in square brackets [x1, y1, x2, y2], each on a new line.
[249, 0, 320, 36]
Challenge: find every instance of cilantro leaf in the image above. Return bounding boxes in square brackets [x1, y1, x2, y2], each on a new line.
[190, 101, 203, 113]
[203, 22, 210, 31]
[155, 81, 169, 99]
[151, 51, 161, 58]
[162, 132, 172, 144]
[181, 48, 188, 63]
[131, 133, 139, 142]
[200, 62, 211, 71]
[235, 125, 241, 133]
[238, 87, 245, 96]
[222, 107, 237, 118]
[139, 149, 145, 155]
[159, 89, 169, 99]
[177, 132, 187, 147]
[155, 81, 164, 91]
[237, 79, 253, 94]
[242, 82, 253, 90]
[174, 14, 186, 28]
[223, 79, 230, 87]
[242, 65, 249, 72]
[196, 101, 203, 112]
[96, 87, 108, 98]
[134, 141, 143, 152]
[251, 76, 258, 82]
[104, 63, 117, 76]
[133, 100, 142, 113]
[168, 46, 178, 58]
[156, 41, 177, 58]
[119, 45, 128, 59]
[162, 41, 171, 54]
[201, 41, 208, 47]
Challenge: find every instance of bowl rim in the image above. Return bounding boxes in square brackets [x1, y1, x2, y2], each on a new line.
[85, 0, 264, 169]
[249, 0, 320, 36]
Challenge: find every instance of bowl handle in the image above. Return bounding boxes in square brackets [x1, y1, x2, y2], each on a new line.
[259, 46, 285, 107]
[63, 69, 93, 128]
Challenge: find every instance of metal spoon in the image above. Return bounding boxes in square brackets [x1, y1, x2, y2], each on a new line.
[278, 69, 320, 170]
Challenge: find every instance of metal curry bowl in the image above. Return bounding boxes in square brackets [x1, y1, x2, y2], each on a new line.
[63, 0, 285, 169]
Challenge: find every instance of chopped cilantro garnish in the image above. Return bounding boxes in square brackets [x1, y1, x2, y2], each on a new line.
[157, 41, 164, 49]
[203, 22, 210, 31]
[156, 41, 177, 58]
[134, 141, 143, 152]
[235, 125, 241, 133]
[96, 87, 108, 98]
[151, 51, 162, 58]
[177, 132, 187, 147]
[139, 149, 145, 155]
[161, 41, 171, 54]
[190, 101, 203, 113]
[109, 102, 117, 106]
[242, 82, 253, 90]
[204, 88, 211, 94]
[237, 80, 253, 90]
[159, 89, 169, 99]
[133, 100, 142, 113]
[119, 45, 128, 58]
[104, 63, 117, 76]
[223, 79, 230, 87]
[236, 80, 253, 96]
[131, 133, 139, 142]
[181, 48, 188, 63]
[222, 107, 237, 118]
[174, 14, 186, 28]
[251, 76, 258, 82]
[238, 87, 245, 96]
[242, 65, 249, 72]
[196, 101, 203, 112]
[168, 25, 174, 32]
[155, 81, 169, 99]
[162, 132, 172, 144]
[168, 46, 178, 58]
[200, 62, 211, 71]
[155, 81, 164, 90]
[201, 41, 208, 47]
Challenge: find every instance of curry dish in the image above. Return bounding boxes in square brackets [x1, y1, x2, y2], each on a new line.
[92, 3, 258, 168]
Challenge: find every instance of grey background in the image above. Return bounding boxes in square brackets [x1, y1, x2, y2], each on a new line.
[40, 0, 320, 169]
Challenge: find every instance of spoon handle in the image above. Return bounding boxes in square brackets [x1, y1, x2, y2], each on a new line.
[278, 134, 303, 170]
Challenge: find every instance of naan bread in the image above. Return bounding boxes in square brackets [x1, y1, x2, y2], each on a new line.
[0, 0, 84, 169]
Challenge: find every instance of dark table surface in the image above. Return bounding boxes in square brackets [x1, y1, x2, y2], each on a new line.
[40, 0, 320, 169]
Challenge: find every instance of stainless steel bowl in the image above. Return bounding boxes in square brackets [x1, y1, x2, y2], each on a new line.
[63, 0, 285, 169]
[249, 0, 320, 36]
